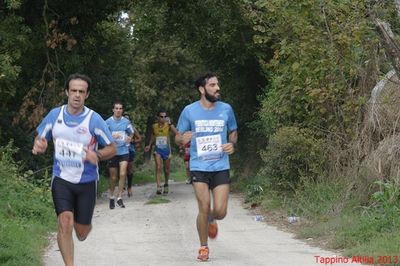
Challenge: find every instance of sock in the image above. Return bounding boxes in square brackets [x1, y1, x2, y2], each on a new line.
[127, 174, 133, 188]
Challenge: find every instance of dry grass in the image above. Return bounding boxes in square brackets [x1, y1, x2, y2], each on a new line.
[361, 73, 400, 181]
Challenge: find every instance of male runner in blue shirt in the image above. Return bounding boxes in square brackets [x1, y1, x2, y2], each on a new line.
[32, 73, 116, 266]
[175, 72, 238, 261]
[106, 102, 134, 208]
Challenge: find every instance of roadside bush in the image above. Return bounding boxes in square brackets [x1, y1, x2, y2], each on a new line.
[291, 177, 349, 219]
[258, 126, 326, 190]
[244, 177, 266, 204]
[368, 178, 400, 228]
[0, 143, 55, 266]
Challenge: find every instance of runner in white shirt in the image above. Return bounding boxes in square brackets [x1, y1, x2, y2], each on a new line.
[32, 73, 116, 266]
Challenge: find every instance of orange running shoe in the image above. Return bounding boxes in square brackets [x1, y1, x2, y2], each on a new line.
[197, 246, 209, 261]
[208, 220, 218, 239]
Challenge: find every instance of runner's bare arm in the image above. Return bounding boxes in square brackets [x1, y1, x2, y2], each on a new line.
[175, 131, 192, 147]
[170, 124, 179, 135]
[228, 130, 238, 145]
[144, 132, 154, 152]
[134, 129, 142, 149]
[95, 142, 117, 161]
[222, 130, 238, 155]
[32, 136, 48, 155]
[125, 134, 134, 144]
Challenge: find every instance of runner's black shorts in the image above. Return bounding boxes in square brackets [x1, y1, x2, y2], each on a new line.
[128, 150, 135, 162]
[190, 170, 230, 190]
[108, 154, 129, 168]
[51, 176, 96, 225]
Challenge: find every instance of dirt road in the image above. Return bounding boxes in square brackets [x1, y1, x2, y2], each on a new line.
[43, 181, 350, 266]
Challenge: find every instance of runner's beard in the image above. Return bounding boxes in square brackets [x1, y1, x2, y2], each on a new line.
[205, 90, 221, 103]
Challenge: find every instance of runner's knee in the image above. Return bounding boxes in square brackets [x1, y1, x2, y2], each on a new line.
[213, 209, 227, 220]
[198, 200, 211, 214]
[74, 224, 92, 241]
[58, 212, 74, 233]
[109, 174, 117, 182]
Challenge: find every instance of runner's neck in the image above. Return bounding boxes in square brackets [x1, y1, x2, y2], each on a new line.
[199, 98, 216, 110]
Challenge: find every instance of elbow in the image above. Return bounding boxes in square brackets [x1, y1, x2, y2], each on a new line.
[110, 143, 117, 157]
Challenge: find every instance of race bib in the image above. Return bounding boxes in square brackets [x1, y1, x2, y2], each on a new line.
[196, 134, 223, 161]
[156, 136, 168, 148]
[55, 138, 84, 168]
[112, 131, 126, 142]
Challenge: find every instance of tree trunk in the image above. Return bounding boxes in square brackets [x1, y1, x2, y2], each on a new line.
[374, 18, 400, 78]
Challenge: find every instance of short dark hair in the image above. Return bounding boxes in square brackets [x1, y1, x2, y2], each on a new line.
[113, 101, 123, 108]
[158, 109, 167, 116]
[64, 73, 92, 92]
[194, 72, 217, 89]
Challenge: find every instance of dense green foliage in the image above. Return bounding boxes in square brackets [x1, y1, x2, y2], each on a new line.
[259, 127, 325, 190]
[249, 0, 378, 133]
[0, 143, 55, 266]
[241, 0, 400, 255]
[1, 0, 266, 178]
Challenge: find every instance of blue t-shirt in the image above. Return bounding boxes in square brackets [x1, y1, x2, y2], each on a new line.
[36, 105, 114, 183]
[105, 116, 133, 155]
[176, 101, 237, 172]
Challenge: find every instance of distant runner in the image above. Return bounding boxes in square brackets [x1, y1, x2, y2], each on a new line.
[123, 112, 142, 197]
[182, 141, 191, 184]
[144, 110, 178, 194]
[106, 102, 134, 209]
